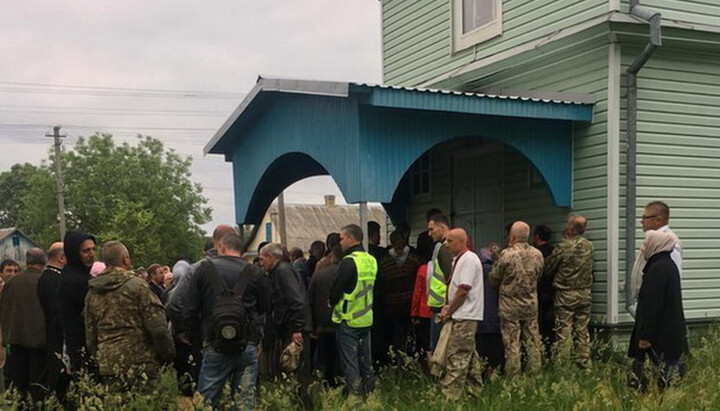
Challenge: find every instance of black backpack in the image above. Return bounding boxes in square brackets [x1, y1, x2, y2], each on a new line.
[204, 259, 254, 353]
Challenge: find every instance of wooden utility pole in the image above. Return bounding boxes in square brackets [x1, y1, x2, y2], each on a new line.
[46, 125, 67, 239]
[277, 191, 287, 246]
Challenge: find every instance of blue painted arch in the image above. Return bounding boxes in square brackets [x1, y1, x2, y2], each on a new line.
[210, 81, 589, 225]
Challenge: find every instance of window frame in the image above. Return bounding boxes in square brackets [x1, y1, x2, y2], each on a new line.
[452, 0, 503, 53]
[410, 152, 432, 199]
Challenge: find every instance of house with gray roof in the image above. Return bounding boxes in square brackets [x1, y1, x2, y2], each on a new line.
[0, 227, 40, 267]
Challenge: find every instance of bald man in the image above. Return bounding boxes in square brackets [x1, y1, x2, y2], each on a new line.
[438, 229, 484, 399]
[490, 222, 544, 376]
[84, 241, 174, 383]
[37, 242, 70, 399]
[544, 215, 594, 368]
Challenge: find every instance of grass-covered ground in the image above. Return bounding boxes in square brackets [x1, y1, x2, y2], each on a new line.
[3, 325, 719, 410]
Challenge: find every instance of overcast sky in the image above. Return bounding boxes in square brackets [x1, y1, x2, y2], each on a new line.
[0, 0, 382, 232]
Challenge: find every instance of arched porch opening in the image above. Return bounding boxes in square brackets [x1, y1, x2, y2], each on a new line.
[385, 135, 570, 249]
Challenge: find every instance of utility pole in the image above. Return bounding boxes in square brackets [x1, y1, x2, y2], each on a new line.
[277, 191, 287, 246]
[46, 125, 67, 239]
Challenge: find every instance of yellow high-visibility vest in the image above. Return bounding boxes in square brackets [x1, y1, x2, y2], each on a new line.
[427, 250, 447, 308]
[332, 251, 377, 328]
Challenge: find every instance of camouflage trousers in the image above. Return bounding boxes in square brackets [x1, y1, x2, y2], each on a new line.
[440, 320, 483, 400]
[501, 317, 542, 376]
[554, 288, 591, 366]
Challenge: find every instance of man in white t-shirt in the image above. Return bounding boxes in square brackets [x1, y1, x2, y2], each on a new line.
[438, 228, 484, 399]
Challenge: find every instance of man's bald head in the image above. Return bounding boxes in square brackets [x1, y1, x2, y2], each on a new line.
[102, 241, 130, 269]
[47, 242, 66, 266]
[446, 228, 469, 255]
[509, 221, 530, 245]
[566, 215, 588, 237]
[212, 225, 237, 248]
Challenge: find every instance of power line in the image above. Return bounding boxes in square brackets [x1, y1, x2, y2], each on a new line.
[0, 123, 216, 132]
[0, 109, 226, 117]
[0, 81, 247, 97]
[0, 87, 246, 99]
[0, 104, 232, 115]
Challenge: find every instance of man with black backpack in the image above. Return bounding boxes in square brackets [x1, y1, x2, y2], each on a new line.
[183, 234, 269, 409]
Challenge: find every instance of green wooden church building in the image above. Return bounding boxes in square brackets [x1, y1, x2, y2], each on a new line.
[206, 0, 720, 332]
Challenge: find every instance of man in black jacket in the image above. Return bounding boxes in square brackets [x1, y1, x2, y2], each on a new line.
[166, 224, 237, 397]
[259, 242, 312, 406]
[183, 234, 268, 409]
[58, 231, 96, 375]
[37, 242, 70, 402]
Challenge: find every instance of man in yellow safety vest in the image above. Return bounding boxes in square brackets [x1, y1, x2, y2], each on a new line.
[426, 214, 453, 353]
[330, 224, 378, 397]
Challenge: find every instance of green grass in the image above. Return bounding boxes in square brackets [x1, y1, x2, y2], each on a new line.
[3, 325, 720, 410]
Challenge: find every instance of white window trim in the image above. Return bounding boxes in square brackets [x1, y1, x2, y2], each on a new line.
[452, 0, 503, 53]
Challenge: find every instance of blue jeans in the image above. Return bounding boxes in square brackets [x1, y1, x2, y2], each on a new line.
[336, 322, 373, 395]
[199, 344, 258, 410]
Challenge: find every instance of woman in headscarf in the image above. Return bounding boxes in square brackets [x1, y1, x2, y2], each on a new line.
[628, 230, 688, 391]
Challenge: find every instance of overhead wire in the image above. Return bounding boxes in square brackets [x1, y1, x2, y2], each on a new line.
[0, 81, 247, 99]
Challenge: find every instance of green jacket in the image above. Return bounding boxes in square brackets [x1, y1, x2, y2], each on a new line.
[84, 267, 174, 376]
[544, 236, 594, 291]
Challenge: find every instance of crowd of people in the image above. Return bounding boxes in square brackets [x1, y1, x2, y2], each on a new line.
[0, 200, 688, 409]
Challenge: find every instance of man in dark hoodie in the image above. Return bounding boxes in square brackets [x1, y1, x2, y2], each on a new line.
[59, 231, 96, 375]
[84, 241, 174, 387]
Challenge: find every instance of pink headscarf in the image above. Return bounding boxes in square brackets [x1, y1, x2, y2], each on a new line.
[90, 262, 106, 277]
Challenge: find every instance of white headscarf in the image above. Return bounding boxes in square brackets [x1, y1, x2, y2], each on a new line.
[642, 230, 678, 261]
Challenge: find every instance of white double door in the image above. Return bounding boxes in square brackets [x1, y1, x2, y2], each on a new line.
[451, 147, 505, 249]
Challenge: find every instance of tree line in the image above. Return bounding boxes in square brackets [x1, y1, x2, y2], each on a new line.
[0, 134, 211, 266]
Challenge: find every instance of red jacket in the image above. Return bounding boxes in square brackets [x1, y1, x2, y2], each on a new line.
[410, 264, 432, 319]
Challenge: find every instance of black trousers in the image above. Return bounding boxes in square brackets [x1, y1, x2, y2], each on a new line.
[42, 346, 71, 403]
[313, 332, 340, 387]
[174, 340, 202, 397]
[6, 345, 47, 404]
[476, 332, 505, 370]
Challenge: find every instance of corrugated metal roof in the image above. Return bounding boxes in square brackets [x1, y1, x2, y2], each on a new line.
[352, 82, 592, 105]
[204, 76, 595, 155]
[267, 203, 387, 250]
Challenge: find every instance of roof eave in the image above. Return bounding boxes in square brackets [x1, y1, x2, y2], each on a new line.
[204, 77, 350, 156]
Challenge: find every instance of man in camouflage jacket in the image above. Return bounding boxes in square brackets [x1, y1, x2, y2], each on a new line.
[84, 241, 174, 382]
[490, 221, 544, 376]
[544, 215, 594, 367]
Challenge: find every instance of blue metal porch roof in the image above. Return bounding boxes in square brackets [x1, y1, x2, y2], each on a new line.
[204, 77, 594, 156]
[205, 77, 595, 225]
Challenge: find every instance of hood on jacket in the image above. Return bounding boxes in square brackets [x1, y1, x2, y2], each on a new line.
[88, 268, 134, 294]
[171, 260, 191, 288]
[63, 231, 96, 271]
